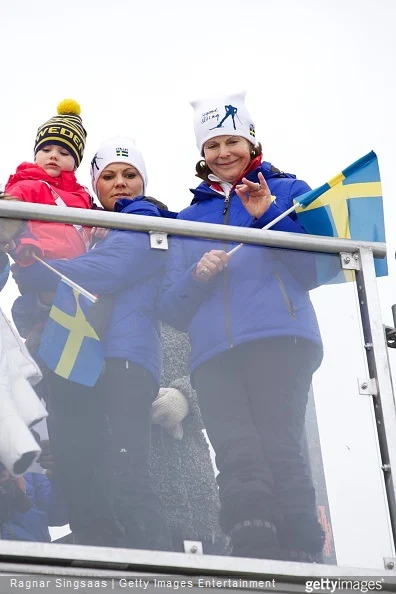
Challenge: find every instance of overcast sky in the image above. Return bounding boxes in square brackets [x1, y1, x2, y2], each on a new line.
[2, 0, 396, 565]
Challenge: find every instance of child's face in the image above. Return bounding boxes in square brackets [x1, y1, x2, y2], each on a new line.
[35, 145, 75, 178]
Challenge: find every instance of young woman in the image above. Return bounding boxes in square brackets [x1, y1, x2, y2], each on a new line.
[15, 137, 228, 554]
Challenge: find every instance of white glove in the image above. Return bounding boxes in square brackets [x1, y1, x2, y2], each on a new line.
[152, 387, 190, 440]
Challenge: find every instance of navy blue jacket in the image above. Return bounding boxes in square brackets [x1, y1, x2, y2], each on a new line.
[1, 473, 67, 542]
[16, 198, 168, 384]
[159, 161, 322, 372]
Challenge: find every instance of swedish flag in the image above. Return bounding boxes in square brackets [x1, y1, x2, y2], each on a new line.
[295, 151, 387, 282]
[39, 281, 104, 386]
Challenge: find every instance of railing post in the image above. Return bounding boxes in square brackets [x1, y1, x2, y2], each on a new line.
[356, 246, 396, 551]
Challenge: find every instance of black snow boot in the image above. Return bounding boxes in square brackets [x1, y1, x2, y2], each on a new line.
[278, 514, 325, 563]
[230, 519, 281, 560]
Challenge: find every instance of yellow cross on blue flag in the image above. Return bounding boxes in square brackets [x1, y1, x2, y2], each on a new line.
[39, 281, 104, 386]
[295, 151, 387, 282]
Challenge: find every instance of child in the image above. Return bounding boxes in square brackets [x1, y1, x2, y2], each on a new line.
[3, 101, 92, 388]
[4, 99, 93, 265]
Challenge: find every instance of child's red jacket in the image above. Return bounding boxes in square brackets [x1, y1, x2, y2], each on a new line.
[5, 162, 93, 263]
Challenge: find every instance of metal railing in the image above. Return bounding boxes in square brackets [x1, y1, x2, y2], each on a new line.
[0, 200, 394, 582]
[0, 200, 386, 256]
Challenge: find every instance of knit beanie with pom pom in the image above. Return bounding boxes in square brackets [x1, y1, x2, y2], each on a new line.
[34, 99, 87, 167]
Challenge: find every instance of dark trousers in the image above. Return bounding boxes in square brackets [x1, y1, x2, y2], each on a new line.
[47, 359, 171, 551]
[193, 336, 324, 555]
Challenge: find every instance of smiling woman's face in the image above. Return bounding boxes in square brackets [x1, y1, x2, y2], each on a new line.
[96, 163, 144, 211]
[203, 135, 252, 183]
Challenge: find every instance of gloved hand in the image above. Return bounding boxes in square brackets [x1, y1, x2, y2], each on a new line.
[152, 387, 190, 440]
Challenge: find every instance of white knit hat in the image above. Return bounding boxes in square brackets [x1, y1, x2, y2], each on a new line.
[90, 136, 148, 195]
[190, 91, 256, 155]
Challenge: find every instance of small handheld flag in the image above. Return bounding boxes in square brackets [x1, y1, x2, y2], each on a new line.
[39, 280, 104, 386]
[295, 150, 386, 280]
[228, 151, 386, 282]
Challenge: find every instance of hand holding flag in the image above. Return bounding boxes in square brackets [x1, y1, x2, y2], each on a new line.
[228, 151, 386, 280]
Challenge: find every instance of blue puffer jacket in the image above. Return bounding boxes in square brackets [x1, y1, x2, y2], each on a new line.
[16, 198, 168, 384]
[1, 473, 67, 542]
[159, 161, 322, 372]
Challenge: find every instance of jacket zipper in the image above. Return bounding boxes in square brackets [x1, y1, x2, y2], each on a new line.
[223, 195, 230, 216]
[222, 192, 233, 348]
[274, 272, 296, 318]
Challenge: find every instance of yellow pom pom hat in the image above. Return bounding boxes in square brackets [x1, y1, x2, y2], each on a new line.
[34, 99, 87, 167]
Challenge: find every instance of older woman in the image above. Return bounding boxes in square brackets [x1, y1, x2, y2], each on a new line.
[160, 92, 324, 561]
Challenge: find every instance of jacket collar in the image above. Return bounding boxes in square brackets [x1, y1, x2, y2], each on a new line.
[114, 196, 178, 218]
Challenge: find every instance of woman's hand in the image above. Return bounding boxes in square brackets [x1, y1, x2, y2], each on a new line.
[235, 172, 272, 219]
[194, 249, 229, 282]
[90, 227, 109, 241]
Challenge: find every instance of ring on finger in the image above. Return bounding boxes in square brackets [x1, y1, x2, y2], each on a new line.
[255, 182, 260, 191]
[200, 266, 209, 276]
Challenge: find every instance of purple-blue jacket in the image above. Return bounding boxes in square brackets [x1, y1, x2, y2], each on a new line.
[14, 197, 169, 384]
[159, 161, 322, 372]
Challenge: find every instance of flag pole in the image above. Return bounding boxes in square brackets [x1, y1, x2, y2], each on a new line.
[227, 202, 299, 257]
[33, 255, 97, 303]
